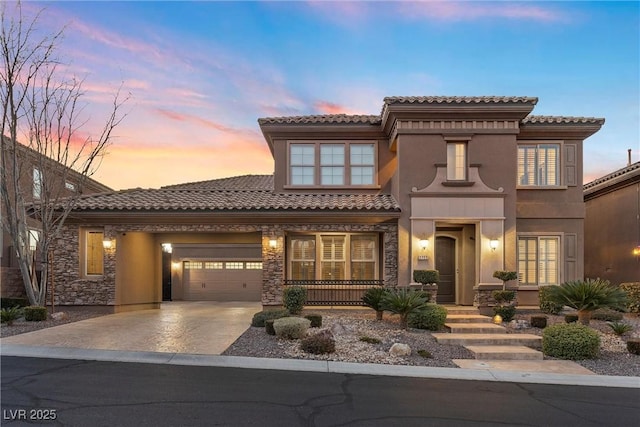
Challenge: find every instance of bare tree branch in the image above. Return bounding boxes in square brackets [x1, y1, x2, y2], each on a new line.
[1, 1, 128, 306]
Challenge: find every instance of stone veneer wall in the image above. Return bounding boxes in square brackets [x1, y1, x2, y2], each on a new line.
[53, 222, 398, 308]
[0, 267, 27, 298]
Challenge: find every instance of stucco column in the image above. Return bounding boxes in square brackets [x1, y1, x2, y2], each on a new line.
[410, 219, 435, 281]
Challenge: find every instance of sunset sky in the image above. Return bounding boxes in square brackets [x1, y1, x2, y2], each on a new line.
[7, 1, 640, 190]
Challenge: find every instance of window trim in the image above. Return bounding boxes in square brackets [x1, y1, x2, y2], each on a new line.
[287, 233, 379, 281]
[286, 141, 379, 188]
[33, 167, 42, 199]
[517, 233, 562, 288]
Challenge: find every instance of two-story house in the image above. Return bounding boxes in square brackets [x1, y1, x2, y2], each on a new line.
[1, 139, 112, 298]
[49, 96, 603, 312]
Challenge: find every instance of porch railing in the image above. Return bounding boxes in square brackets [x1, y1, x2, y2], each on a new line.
[283, 280, 384, 306]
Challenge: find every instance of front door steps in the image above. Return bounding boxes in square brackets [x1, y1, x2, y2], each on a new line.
[434, 307, 595, 374]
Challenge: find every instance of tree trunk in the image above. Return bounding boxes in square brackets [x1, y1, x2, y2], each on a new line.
[578, 310, 591, 326]
[376, 310, 383, 321]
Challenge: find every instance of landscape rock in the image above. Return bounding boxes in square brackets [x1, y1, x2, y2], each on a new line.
[50, 312, 68, 321]
[389, 342, 411, 356]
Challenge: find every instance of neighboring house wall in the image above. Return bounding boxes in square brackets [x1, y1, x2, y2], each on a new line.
[1, 141, 111, 300]
[584, 162, 640, 285]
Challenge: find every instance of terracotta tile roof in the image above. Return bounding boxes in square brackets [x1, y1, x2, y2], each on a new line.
[70, 188, 400, 212]
[162, 174, 274, 190]
[522, 115, 605, 125]
[584, 161, 640, 191]
[383, 96, 538, 105]
[258, 114, 381, 125]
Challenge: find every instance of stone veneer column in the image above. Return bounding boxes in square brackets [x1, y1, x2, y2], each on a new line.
[262, 227, 284, 307]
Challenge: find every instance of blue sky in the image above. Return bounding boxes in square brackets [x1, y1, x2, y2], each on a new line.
[11, 1, 640, 189]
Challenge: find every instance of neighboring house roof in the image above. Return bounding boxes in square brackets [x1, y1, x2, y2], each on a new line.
[584, 161, 640, 199]
[68, 188, 400, 212]
[162, 174, 274, 190]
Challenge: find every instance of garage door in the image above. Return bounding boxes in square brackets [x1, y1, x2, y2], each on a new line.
[183, 260, 262, 301]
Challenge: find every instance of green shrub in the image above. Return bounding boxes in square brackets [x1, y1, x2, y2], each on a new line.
[283, 286, 307, 315]
[565, 314, 578, 323]
[273, 317, 311, 340]
[382, 288, 429, 329]
[544, 278, 628, 325]
[1, 298, 29, 309]
[407, 304, 448, 331]
[265, 319, 276, 335]
[620, 282, 640, 314]
[493, 271, 518, 282]
[300, 329, 335, 354]
[542, 323, 600, 360]
[1, 306, 22, 325]
[592, 308, 624, 322]
[23, 306, 47, 322]
[627, 338, 640, 355]
[607, 321, 633, 336]
[251, 309, 289, 327]
[493, 305, 516, 322]
[413, 270, 439, 285]
[304, 314, 322, 328]
[492, 290, 516, 304]
[530, 315, 548, 328]
[417, 349, 432, 359]
[539, 285, 564, 315]
[362, 287, 390, 320]
[359, 336, 381, 344]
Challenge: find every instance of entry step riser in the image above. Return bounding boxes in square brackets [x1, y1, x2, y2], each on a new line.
[445, 323, 506, 334]
[432, 333, 542, 349]
[445, 308, 481, 315]
[445, 315, 492, 324]
[464, 345, 544, 360]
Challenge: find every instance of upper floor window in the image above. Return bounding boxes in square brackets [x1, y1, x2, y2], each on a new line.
[33, 167, 42, 199]
[28, 229, 40, 252]
[518, 236, 559, 286]
[289, 142, 376, 186]
[518, 144, 559, 186]
[65, 181, 76, 192]
[447, 142, 467, 181]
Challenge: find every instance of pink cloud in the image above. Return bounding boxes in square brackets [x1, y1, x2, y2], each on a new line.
[397, 1, 565, 23]
[314, 101, 359, 115]
[152, 108, 260, 138]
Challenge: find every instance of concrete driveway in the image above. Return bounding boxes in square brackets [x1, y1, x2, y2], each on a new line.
[0, 301, 261, 355]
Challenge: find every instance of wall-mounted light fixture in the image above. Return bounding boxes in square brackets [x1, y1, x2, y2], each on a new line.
[490, 239, 499, 251]
[633, 245, 640, 257]
[269, 238, 278, 248]
[418, 239, 429, 250]
[102, 239, 115, 250]
[161, 243, 173, 253]
[171, 262, 181, 270]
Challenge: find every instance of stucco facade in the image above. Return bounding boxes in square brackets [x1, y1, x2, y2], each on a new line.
[584, 161, 640, 285]
[47, 96, 604, 311]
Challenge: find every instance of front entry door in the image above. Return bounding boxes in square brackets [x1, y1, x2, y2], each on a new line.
[435, 236, 456, 304]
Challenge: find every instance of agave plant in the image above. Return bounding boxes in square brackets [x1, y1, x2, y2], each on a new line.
[545, 278, 628, 325]
[362, 287, 390, 320]
[381, 288, 429, 329]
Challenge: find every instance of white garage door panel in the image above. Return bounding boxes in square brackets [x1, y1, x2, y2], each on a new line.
[184, 261, 262, 301]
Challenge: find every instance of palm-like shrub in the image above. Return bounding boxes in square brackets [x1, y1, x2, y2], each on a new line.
[381, 288, 429, 329]
[545, 278, 628, 325]
[362, 287, 390, 320]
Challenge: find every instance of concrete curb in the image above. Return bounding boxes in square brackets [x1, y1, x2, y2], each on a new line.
[2, 344, 638, 389]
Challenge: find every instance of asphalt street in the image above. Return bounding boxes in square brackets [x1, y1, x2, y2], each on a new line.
[1, 356, 639, 426]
